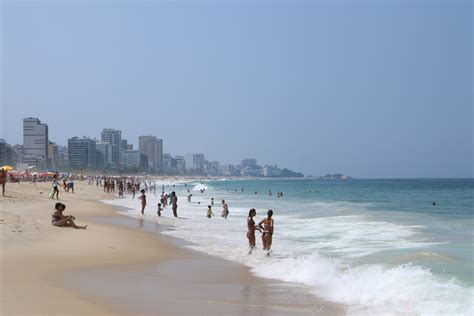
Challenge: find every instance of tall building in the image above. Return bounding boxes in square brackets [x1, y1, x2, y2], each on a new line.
[23, 117, 48, 159]
[184, 153, 205, 173]
[101, 129, 122, 166]
[175, 155, 185, 174]
[68, 137, 97, 170]
[0, 139, 18, 166]
[121, 139, 128, 151]
[223, 164, 235, 176]
[184, 153, 194, 172]
[138, 135, 163, 171]
[57, 145, 68, 169]
[122, 150, 148, 170]
[241, 158, 257, 168]
[95, 141, 113, 170]
[47, 141, 59, 169]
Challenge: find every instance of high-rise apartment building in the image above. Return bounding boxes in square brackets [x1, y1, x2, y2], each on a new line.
[95, 141, 113, 170]
[101, 129, 121, 166]
[0, 139, 18, 166]
[241, 159, 257, 168]
[68, 137, 97, 169]
[23, 117, 48, 159]
[138, 135, 163, 171]
[122, 150, 148, 169]
[47, 141, 59, 169]
[184, 153, 205, 173]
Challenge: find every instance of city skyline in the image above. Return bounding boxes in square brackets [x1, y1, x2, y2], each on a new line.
[1, 116, 306, 177]
[2, 1, 472, 178]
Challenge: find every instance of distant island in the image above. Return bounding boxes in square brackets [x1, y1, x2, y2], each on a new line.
[305, 173, 351, 180]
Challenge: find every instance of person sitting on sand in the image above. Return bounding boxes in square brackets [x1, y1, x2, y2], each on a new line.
[258, 210, 274, 255]
[0, 168, 6, 197]
[51, 202, 87, 229]
[140, 189, 146, 214]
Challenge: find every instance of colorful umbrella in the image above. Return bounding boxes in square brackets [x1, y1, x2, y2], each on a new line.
[1, 165, 14, 171]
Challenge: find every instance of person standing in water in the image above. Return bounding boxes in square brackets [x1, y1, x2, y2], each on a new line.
[258, 210, 274, 255]
[140, 189, 146, 214]
[207, 205, 214, 218]
[221, 199, 229, 219]
[157, 203, 163, 217]
[211, 197, 214, 206]
[171, 191, 178, 217]
[247, 208, 261, 254]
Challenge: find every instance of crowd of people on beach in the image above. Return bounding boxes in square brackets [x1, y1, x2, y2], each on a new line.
[87, 176, 275, 255]
[0, 170, 276, 253]
[0, 171, 275, 253]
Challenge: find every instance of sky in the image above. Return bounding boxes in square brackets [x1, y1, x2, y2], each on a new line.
[1, 0, 472, 178]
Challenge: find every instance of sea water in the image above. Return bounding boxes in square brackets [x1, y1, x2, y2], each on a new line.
[103, 178, 473, 315]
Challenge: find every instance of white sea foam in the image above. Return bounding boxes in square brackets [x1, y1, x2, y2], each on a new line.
[102, 184, 473, 315]
[192, 182, 208, 192]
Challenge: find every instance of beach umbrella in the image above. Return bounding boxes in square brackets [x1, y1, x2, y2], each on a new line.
[1, 165, 14, 171]
[31, 172, 39, 176]
[7, 169, 18, 174]
[27, 165, 36, 170]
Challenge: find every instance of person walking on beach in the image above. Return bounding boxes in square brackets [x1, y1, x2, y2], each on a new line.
[171, 191, 178, 217]
[0, 168, 6, 196]
[207, 205, 214, 218]
[221, 200, 229, 219]
[67, 180, 74, 193]
[247, 208, 261, 254]
[258, 210, 274, 256]
[140, 189, 147, 215]
[51, 203, 87, 229]
[157, 203, 163, 217]
[51, 175, 60, 200]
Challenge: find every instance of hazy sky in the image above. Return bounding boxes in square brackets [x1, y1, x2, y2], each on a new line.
[1, 0, 472, 178]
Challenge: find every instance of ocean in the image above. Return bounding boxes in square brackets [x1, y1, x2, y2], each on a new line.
[103, 178, 473, 315]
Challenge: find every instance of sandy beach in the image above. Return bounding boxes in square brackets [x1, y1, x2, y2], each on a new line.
[1, 180, 344, 315]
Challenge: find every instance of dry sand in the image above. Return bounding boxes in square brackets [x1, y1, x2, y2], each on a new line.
[1, 180, 344, 315]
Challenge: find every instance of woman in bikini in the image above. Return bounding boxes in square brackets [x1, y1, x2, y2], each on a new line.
[51, 203, 87, 229]
[246, 208, 261, 254]
[140, 189, 147, 214]
[52, 175, 60, 200]
[258, 209, 274, 255]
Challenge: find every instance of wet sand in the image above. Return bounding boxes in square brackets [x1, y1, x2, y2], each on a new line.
[1, 181, 344, 315]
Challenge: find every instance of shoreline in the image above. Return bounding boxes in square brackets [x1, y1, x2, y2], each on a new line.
[1, 181, 344, 315]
